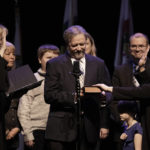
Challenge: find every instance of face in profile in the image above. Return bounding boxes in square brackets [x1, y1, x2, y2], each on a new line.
[68, 34, 86, 60]
[3, 46, 16, 68]
[119, 113, 130, 121]
[130, 37, 149, 61]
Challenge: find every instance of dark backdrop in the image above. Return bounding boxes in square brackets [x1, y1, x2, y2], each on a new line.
[1, 0, 150, 76]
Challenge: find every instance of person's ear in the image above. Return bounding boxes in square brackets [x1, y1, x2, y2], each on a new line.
[147, 44, 150, 53]
[38, 58, 41, 64]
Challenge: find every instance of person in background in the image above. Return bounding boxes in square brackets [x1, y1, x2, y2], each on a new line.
[17, 44, 60, 150]
[44, 25, 111, 150]
[117, 101, 142, 150]
[0, 24, 9, 150]
[96, 33, 150, 150]
[85, 32, 97, 56]
[112, 32, 150, 150]
[3, 41, 21, 150]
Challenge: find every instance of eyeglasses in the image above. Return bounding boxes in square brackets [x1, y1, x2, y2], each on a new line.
[130, 44, 147, 50]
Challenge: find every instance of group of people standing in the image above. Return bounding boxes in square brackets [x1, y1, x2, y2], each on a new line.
[0, 23, 150, 150]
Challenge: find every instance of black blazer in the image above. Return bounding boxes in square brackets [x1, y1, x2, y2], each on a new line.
[113, 84, 150, 100]
[112, 58, 150, 100]
[44, 53, 111, 143]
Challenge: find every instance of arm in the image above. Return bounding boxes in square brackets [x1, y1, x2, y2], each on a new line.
[17, 91, 34, 142]
[98, 62, 111, 138]
[5, 99, 21, 140]
[94, 83, 150, 100]
[134, 59, 150, 84]
[0, 28, 7, 57]
[6, 127, 20, 140]
[113, 84, 150, 100]
[134, 133, 142, 150]
[0, 56, 9, 92]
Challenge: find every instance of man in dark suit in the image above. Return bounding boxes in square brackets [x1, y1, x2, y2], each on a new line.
[108, 32, 150, 150]
[44, 25, 111, 150]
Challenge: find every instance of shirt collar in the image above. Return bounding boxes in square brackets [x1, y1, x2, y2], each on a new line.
[71, 56, 85, 64]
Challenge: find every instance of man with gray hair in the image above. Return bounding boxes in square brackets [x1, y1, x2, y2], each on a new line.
[44, 25, 111, 150]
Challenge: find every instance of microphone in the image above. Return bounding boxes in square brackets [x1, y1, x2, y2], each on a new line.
[72, 60, 82, 77]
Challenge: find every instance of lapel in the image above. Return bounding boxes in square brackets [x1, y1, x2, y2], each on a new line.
[84, 54, 95, 85]
[123, 63, 135, 86]
[61, 53, 75, 83]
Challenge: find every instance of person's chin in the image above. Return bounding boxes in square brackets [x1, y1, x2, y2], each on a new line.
[74, 53, 84, 60]
[132, 57, 140, 64]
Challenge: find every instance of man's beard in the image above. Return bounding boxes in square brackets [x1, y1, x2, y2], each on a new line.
[72, 50, 85, 60]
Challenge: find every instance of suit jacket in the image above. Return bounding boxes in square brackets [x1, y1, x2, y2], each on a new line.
[44, 53, 111, 143]
[0, 56, 9, 92]
[113, 84, 150, 100]
[0, 56, 9, 150]
[111, 58, 150, 150]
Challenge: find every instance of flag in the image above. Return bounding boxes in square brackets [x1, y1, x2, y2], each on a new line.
[63, 0, 78, 30]
[14, 2, 22, 67]
[114, 0, 134, 68]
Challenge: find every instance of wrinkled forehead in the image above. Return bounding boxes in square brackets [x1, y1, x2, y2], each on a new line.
[70, 34, 86, 43]
[130, 36, 148, 44]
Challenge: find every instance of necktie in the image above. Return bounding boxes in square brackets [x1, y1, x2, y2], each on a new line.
[133, 64, 140, 87]
[79, 60, 85, 88]
[132, 76, 140, 87]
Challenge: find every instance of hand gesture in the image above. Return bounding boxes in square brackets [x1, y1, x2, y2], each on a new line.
[100, 128, 109, 139]
[93, 83, 113, 92]
[6, 127, 20, 140]
[120, 132, 128, 140]
[0, 28, 7, 57]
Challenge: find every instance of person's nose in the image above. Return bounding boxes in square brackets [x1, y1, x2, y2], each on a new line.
[10, 54, 15, 59]
[76, 45, 82, 50]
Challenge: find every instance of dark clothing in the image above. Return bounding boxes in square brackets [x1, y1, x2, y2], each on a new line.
[111, 58, 150, 150]
[0, 56, 9, 92]
[6, 134, 19, 150]
[0, 56, 9, 150]
[44, 53, 111, 150]
[24, 130, 48, 150]
[5, 98, 20, 150]
[113, 84, 150, 100]
[0, 93, 7, 150]
[46, 140, 76, 150]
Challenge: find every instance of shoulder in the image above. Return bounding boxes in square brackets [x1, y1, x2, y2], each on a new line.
[47, 54, 68, 65]
[134, 122, 143, 135]
[85, 54, 104, 64]
[0, 56, 7, 68]
[146, 57, 150, 66]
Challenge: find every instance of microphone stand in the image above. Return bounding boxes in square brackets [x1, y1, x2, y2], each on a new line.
[71, 61, 82, 150]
